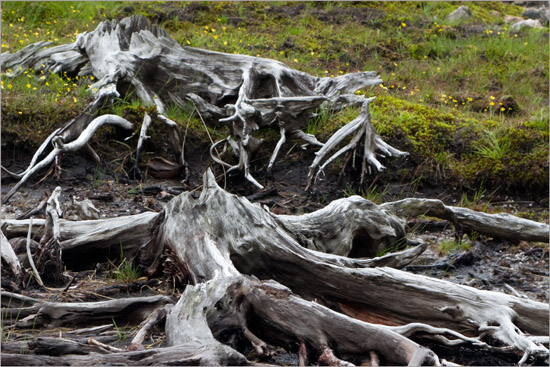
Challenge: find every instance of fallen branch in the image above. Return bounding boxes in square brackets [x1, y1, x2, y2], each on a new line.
[26, 217, 44, 288]
[2, 115, 133, 203]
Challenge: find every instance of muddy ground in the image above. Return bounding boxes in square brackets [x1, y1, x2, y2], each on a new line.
[1, 143, 548, 365]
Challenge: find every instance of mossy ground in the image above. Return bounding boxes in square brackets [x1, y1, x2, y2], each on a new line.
[1, 1, 548, 200]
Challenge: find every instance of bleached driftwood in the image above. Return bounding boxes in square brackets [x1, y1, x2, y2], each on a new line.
[381, 198, 549, 243]
[2, 115, 133, 203]
[2, 15, 405, 198]
[5, 294, 172, 329]
[1, 231, 21, 277]
[2, 170, 548, 365]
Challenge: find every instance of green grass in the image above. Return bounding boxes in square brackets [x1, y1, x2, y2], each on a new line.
[108, 243, 141, 284]
[437, 238, 472, 255]
[1, 1, 548, 196]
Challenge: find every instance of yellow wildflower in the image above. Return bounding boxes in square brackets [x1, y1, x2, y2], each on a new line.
[489, 101, 495, 106]
[26, 83, 31, 88]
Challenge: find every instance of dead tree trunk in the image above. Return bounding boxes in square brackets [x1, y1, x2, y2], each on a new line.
[3, 170, 547, 366]
[1, 15, 406, 201]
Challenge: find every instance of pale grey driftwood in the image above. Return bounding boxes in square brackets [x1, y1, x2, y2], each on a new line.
[1, 15, 405, 195]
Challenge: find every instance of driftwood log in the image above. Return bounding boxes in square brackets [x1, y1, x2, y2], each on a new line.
[1, 170, 548, 366]
[1, 14, 407, 202]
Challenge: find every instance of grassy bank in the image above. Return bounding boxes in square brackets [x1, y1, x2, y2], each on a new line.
[1, 1, 548, 197]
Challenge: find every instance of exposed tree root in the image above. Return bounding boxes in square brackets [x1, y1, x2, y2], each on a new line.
[1, 171, 548, 365]
[2, 15, 405, 196]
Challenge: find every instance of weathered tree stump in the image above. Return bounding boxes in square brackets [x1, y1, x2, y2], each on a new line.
[2, 170, 548, 366]
[1, 15, 406, 201]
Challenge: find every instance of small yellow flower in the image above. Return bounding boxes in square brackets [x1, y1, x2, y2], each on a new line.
[26, 83, 31, 88]
[18, 111, 22, 114]
[310, 51, 314, 55]
[67, 87, 71, 92]
[32, 87, 37, 90]
[73, 97, 77, 103]
[401, 22, 406, 27]
[489, 101, 495, 106]
[213, 35, 218, 39]
[410, 91, 414, 95]
[223, 41, 227, 45]
[93, 88, 98, 92]
[8, 84, 12, 89]
[186, 40, 190, 45]
[211, 28, 216, 32]
[467, 97, 473, 102]
[293, 58, 298, 63]
[45, 82, 49, 86]
[279, 51, 284, 55]
[500, 107, 505, 111]
[204, 25, 209, 30]
[324, 70, 328, 74]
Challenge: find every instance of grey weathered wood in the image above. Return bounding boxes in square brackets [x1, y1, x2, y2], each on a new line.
[1, 342, 248, 366]
[1, 231, 21, 277]
[2, 170, 548, 364]
[1, 15, 405, 195]
[11, 295, 172, 329]
[155, 170, 549, 365]
[2, 115, 133, 203]
[381, 198, 549, 243]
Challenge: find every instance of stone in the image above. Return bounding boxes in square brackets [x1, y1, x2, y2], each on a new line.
[504, 15, 524, 24]
[511, 18, 544, 30]
[447, 6, 473, 22]
[522, 7, 545, 20]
